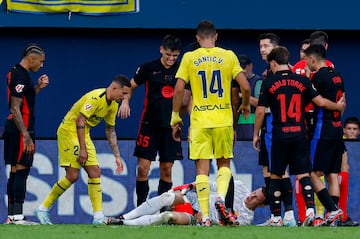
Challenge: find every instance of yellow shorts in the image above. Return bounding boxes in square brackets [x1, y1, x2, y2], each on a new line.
[57, 127, 98, 169]
[189, 126, 234, 160]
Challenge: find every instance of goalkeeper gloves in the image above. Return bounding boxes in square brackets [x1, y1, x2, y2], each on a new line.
[172, 183, 194, 194]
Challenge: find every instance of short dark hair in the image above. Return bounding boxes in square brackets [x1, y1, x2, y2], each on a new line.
[238, 54, 252, 68]
[196, 20, 216, 38]
[304, 44, 326, 60]
[261, 186, 269, 205]
[22, 43, 44, 57]
[113, 74, 131, 88]
[344, 116, 360, 128]
[310, 31, 328, 46]
[301, 38, 310, 46]
[267, 46, 289, 65]
[258, 33, 280, 46]
[162, 35, 182, 51]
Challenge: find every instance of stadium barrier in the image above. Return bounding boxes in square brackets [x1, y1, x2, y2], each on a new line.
[0, 140, 359, 224]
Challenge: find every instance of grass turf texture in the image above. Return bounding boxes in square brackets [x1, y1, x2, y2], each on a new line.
[1, 224, 359, 239]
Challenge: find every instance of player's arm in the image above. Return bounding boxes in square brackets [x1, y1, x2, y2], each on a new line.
[75, 113, 88, 165]
[231, 84, 240, 131]
[180, 88, 192, 118]
[235, 71, 251, 119]
[171, 78, 186, 142]
[312, 94, 346, 114]
[253, 106, 265, 151]
[118, 78, 138, 119]
[105, 124, 124, 174]
[10, 96, 34, 154]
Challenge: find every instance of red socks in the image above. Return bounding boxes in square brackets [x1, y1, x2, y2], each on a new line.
[338, 171, 349, 220]
[294, 178, 306, 222]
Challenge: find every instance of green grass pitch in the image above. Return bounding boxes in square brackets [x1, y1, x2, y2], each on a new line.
[1, 224, 359, 239]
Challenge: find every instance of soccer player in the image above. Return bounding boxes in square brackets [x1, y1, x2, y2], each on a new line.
[34, 74, 131, 224]
[257, 33, 296, 227]
[253, 46, 345, 226]
[294, 31, 356, 226]
[299, 39, 310, 60]
[170, 20, 251, 226]
[117, 35, 187, 207]
[3, 43, 49, 225]
[106, 180, 267, 226]
[305, 44, 346, 226]
[293, 31, 334, 225]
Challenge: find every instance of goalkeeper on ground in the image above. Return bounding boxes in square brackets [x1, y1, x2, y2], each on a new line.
[106, 178, 267, 226]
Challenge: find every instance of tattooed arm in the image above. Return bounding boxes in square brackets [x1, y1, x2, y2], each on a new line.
[105, 124, 124, 174]
[10, 96, 34, 154]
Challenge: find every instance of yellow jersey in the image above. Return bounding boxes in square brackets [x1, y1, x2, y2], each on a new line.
[59, 88, 118, 133]
[176, 47, 243, 128]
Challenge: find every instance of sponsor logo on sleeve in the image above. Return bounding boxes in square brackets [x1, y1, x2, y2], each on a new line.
[15, 84, 25, 93]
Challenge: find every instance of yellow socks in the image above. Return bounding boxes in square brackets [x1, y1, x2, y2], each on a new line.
[42, 177, 72, 209]
[88, 177, 103, 213]
[217, 167, 232, 199]
[315, 176, 325, 218]
[196, 175, 209, 219]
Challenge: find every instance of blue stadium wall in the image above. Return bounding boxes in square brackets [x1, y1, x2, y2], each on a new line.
[1, 139, 359, 224]
[0, 28, 359, 139]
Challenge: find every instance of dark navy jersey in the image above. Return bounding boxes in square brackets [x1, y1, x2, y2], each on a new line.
[312, 67, 345, 140]
[258, 70, 319, 140]
[6, 64, 36, 132]
[134, 58, 179, 128]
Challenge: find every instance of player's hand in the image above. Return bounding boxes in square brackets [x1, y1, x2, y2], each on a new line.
[262, 69, 268, 78]
[118, 100, 131, 119]
[115, 156, 124, 174]
[171, 112, 183, 142]
[77, 148, 88, 166]
[172, 124, 182, 142]
[238, 104, 251, 120]
[23, 133, 35, 154]
[37, 74, 49, 89]
[253, 135, 261, 151]
[337, 93, 346, 116]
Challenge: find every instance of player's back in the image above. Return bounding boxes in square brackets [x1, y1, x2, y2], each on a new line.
[176, 47, 242, 128]
[260, 70, 315, 140]
[312, 67, 344, 139]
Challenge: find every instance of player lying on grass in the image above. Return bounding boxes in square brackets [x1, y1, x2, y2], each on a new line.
[106, 179, 267, 226]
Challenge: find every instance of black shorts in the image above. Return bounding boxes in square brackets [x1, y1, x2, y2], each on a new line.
[270, 136, 311, 176]
[134, 123, 183, 162]
[258, 114, 272, 167]
[258, 130, 270, 167]
[3, 120, 35, 167]
[305, 111, 317, 140]
[312, 139, 343, 174]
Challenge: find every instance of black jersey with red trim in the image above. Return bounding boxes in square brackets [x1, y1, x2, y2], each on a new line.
[6, 64, 36, 131]
[258, 70, 319, 140]
[134, 58, 179, 128]
[312, 67, 345, 140]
